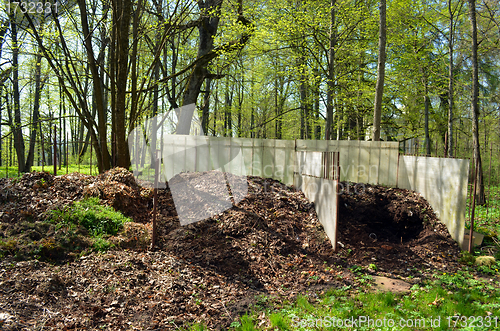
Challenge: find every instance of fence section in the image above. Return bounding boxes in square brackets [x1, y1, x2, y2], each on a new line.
[294, 152, 340, 250]
[130, 135, 469, 248]
[397, 156, 469, 247]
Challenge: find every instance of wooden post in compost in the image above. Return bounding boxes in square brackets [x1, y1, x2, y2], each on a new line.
[334, 151, 340, 252]
[90, 142, 92, 176]
[151, 149, 160, 250]
[53, 125, 57, 176]
[41, 130, 45, 173]
[486, 143, 492, 216]
[66, 132, 69, 174]
[469, 157, 479, 253]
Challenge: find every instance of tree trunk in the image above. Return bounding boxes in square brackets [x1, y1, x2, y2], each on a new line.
[299, 56, 307, 139]
[0, 20, 9, 167]
[372, 0, 386, 141]
[23, 51, 45, 172]
[202, 78, 211, 135]
[468, 0, 485, 205]
[274, 70, 282, 139]
[237, 73, 243, 137]
[10, 20, 25, 172]
[112, 0, 132, 169]
[78, 0, 111, 172]
[129, 0, 143, 131]
[313, 68, 321, 139]
[224, 75, 233, 137]
[325, 0, 336, 140]
[178, 0, 252, 134]
[424, 93, 431, 156]
[177, 0, 221, 134]
[421, 70, 431, 156]
[447, 0, 454, 157]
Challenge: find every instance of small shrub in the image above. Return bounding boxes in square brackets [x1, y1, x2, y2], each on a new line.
[458, 251, 476, 265]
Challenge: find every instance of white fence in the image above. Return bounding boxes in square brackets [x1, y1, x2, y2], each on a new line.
[131, 135, 469, 248]
[397, 156, 469, 247]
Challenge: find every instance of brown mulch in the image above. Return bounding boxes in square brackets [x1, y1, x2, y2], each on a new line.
[0, 168, 462, 329]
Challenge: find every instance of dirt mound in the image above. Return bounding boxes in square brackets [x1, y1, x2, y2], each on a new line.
[0, 169, 462, 329]
[0, 171, 93, 223]
[83, 167, 149, 221]
[336, 182, 461, 274]
[339, 182, 434, 243]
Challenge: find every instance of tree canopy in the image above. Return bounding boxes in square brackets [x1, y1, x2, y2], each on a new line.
[0, 0, 499, 194]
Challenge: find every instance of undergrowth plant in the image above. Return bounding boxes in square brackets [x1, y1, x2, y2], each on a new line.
[49, 197, 129, 237]
[186, 268, 500, 331]
[48, 197, 130, 252]
[466, 186, 500, 239]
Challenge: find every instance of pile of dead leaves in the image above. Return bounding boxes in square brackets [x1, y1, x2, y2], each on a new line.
[0, 168, 463, 329]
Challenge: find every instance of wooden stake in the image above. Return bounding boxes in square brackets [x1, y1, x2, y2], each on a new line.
[151, 149, 160, 250]
[53, 125, 57, 176]
[469, 157, 479, 253]
[486, 143, 492, 216]
[334, 151, 340, 252]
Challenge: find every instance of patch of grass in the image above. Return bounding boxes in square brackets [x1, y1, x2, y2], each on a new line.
[0, 164, 99, 179]
[49, 197, 130, 237]
[466, 186, 500, 239]
[47, 197, 130, 253]
[92, 235, 115, 252]
[220, 269, 500, 330]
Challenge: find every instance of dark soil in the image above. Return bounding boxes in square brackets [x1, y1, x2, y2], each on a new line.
[336, 182, 461, 275]
[0, 169, 462, 330]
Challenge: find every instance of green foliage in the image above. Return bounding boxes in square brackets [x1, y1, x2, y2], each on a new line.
[0, 165, 99, 179]
[459, 251, 476, 265]
[92, 235, 115, 252]
[233, 314, 256, 331]
[218, 267, 500, 330]
[467, 186, 500, 238]
[269, 312, 290, 330]
[49, 197, 130, 237]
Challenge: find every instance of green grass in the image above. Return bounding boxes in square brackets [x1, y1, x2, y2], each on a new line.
[184, 268, 500, 330]
[466, 186, 500, 241]
[0, 164, 99, 178]
[49, 197, 130, 237]
[48, 197, 131, 252]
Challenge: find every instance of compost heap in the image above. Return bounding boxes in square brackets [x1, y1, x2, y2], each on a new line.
[0, 168, 461, 330]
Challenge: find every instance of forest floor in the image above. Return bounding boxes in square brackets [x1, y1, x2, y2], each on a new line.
[0, 168, 489, 330]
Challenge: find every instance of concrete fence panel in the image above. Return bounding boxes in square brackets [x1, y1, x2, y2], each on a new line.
[152, 135, 467, 249]
[397, 155, 469, 247]
[294, 175, 339, 250]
